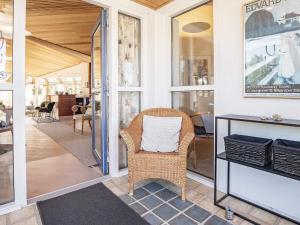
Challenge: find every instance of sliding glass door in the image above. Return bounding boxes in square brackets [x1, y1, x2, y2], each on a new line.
[91, 9, 108, 174]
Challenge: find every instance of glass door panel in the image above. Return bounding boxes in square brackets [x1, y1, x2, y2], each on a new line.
[91, 10, 108, 174]
[0, 0, 15, 206]
[92, 25, 102, 160]
[0, 91, 14, 205]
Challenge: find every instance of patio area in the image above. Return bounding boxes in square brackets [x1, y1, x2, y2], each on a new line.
[0, 177, 296, 225]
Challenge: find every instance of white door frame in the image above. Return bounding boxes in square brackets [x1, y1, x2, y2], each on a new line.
[1, 0, 153, 214]
[0, 0, 27, 215]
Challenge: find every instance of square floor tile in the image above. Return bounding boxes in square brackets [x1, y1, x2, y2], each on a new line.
[143, 182, 164, 193]
[169, 214, 197, 225]
[143, 213, 164, 225]
[169, 197, 193, 211]
[130, 202, 148, 215]
[185, 205, 211, 223]
[140, 195, 163, 210]
[133, 188, 150, 200]
[120, 195, 135, 205]
[204, 215, 231, 225]
[153, 204, 179, 221]
[155, 189, 177, 201]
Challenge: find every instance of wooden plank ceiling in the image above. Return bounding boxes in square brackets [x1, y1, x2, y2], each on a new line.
[5, 0, 173, 77]
[132, 0, 172, 9]
[26, 0, 101, 55]
[23, 0, 101, 77]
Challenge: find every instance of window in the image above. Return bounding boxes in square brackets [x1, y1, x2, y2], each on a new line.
[171, 2, 214, 178]
[0, 0, 13, 84]
[0, 0, 15, 205]
[172, 91, 214, 115]
[118, 13, 141, 87]
[119, 92, 140, 169]
[118, 13, 142, 170]
[172, 2, 214, 87]
[0, 91, 14, 205]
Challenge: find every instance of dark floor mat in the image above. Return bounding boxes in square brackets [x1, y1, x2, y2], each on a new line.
[37, 183, 150, 225]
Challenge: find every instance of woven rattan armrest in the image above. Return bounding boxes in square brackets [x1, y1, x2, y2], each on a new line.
[120, 129, 140, 154]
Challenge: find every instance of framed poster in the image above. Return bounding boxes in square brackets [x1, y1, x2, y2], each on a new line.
[244, 0, 300, 98]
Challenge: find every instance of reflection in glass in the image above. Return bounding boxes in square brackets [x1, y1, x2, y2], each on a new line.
[172, 2, 214, 86]
[118, 13, 141, 87]
[92, 25, 102, 159]
[172, 91, 214, 178]
[172, 91, 214, 115]
[0, 91, 14, 205]
[119, 92, 140, 169]
[0, 0, 13, 83]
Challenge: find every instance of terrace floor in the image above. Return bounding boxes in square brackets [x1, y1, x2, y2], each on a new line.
[0, 176, 297, 225]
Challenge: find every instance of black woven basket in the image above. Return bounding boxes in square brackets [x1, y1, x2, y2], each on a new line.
[224, 134, 273, 166]
[273, 139, 300, 177]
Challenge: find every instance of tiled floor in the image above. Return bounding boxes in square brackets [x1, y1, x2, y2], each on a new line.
[0, 176, 298, 225]
[104, 176, 298, 225]
[118, 182, 232, 225]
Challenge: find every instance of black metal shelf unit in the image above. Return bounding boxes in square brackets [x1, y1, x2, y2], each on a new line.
[214, 115, 300, 225]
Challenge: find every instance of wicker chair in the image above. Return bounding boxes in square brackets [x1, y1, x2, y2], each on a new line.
[120, 108, 195, 200]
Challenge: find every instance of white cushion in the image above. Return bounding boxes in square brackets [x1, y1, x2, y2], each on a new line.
[141, 115, 182, 153]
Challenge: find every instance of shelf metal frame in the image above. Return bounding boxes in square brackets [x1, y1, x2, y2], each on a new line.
[214, 115, 300, 225]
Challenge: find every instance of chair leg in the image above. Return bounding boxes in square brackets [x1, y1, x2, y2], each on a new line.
[181, 186, 186, 201]
[129, 183, 134, 196]
[88, 119, 92, 130]
[73, 119, 76, 132]
[81, 118, 84, 134]
[193, 138, 197, 169]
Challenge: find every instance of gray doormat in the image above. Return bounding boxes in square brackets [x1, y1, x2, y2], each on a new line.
[37, 183, 150, 225]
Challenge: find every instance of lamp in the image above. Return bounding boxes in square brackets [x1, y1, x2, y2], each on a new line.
[182, 22, 211, 33]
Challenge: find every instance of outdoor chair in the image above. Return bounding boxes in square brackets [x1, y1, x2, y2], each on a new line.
[72, 105, 92, 134]
[35, 101, 49, 111]
[37, 102, 56, 122]
[120, 108, 195, 200]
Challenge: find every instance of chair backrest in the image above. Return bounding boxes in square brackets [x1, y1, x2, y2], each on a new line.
[191, 115, 203, 127]
[201, 114, 214, 134]
[127, 108, 194, 149]
[47, 102, 56, 112]
[40, 102, 47, 108]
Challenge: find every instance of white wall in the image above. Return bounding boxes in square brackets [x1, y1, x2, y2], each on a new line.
[155, 0, 300, 222]
[214, 0, 300, 221]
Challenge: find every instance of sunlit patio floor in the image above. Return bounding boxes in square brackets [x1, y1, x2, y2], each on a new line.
[0, 176, 296, 225]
